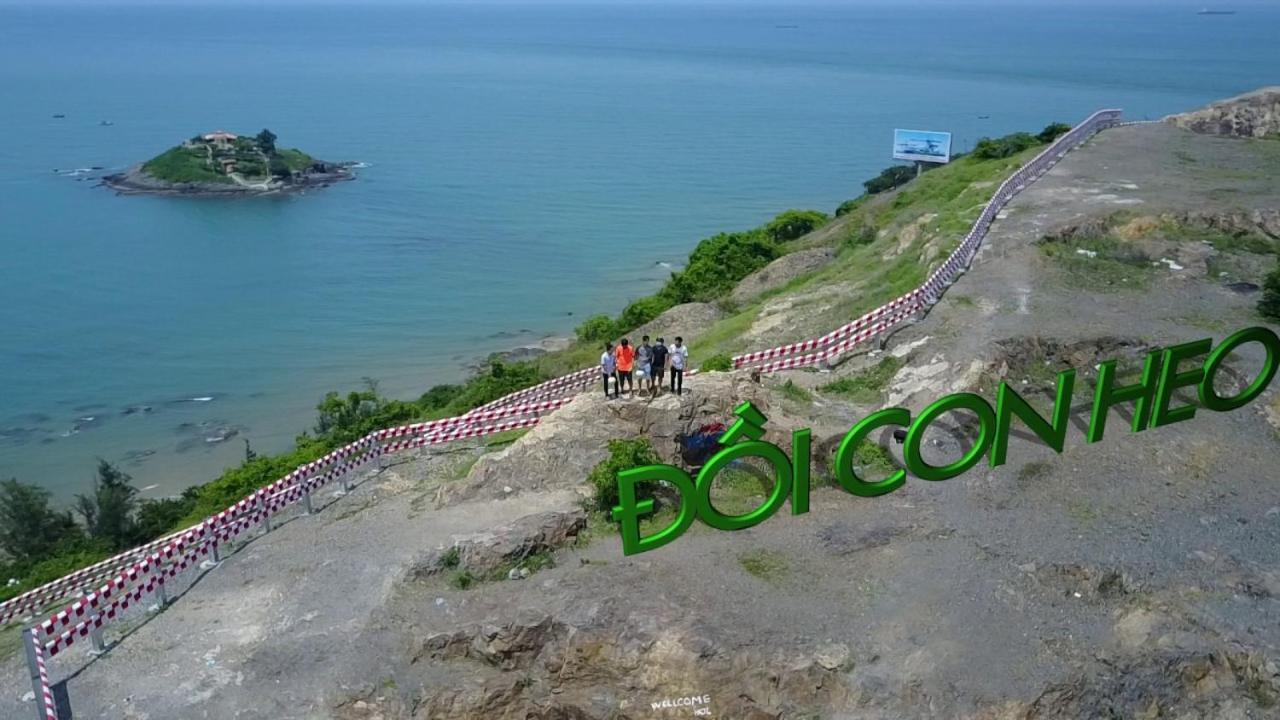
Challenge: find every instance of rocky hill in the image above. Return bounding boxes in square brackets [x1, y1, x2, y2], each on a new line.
[1165, 86, 1280, 139]
[4, 95, 1280, 719]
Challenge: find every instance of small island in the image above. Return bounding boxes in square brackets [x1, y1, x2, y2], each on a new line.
[103, 129, 355, 197]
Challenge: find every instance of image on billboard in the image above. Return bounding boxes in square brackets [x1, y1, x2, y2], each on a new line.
[893, 128, 953, 163]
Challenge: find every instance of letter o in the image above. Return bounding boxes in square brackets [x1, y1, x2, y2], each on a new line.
[904, 393, 997, 481]
[695, 440, 793, 531]
[1199, 326, 1279, 412]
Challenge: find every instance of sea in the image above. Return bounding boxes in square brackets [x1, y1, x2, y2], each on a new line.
[1, 0, 1277, 501]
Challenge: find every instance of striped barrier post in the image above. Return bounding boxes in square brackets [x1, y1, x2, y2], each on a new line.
[23, 628, 57, 720]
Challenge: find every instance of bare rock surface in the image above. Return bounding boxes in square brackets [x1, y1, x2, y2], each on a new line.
[730, 247, 837, 305]
[1166, 86, 1280, 139]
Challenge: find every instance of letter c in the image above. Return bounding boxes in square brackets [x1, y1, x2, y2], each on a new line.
[834, 408, 910, 497]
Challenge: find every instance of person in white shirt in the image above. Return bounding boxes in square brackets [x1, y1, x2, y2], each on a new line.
[669, 336, 688, 395]
[600, 342, 618, 398]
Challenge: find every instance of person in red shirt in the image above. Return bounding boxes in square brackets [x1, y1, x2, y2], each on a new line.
[615, 338, 635, 397]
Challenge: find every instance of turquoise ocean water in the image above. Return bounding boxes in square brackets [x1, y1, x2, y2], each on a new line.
[1, 1, 1277, 500]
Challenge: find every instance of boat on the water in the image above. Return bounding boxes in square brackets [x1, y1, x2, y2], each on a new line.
[1197, 8, 1237, 14]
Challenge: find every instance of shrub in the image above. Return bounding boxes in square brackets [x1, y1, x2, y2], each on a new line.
[1037, 122, 1072, 144]
[0, 479, 84, 563]
[575, 314, 617, 343]
[864, 165, 916, 195]
[617, 295, 676, 332]
[764, 209, 829, 243]
[972, 132, 1040, 160]
[700, 353, 733, 372]
[74, 461, 139, 552]
[1260, 259, 1280, 320]
[845, 223, 877, 248]
[588, 439, 662, 515]
[835, 196, 867, 217]
[661, 230, 780, 304]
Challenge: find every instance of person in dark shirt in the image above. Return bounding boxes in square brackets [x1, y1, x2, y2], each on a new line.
[649, 337, 669, 397]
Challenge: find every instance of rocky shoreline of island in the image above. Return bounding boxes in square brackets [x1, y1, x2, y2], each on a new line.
[101, 161, 357, 198]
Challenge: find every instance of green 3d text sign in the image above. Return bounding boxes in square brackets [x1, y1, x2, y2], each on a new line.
[611, 326, 1279, 555]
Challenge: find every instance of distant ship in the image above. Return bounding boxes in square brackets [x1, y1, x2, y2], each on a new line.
[1197, 8, 1237, 14]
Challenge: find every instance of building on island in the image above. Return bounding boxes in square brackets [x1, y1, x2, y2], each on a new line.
[201, 130, 239, 148]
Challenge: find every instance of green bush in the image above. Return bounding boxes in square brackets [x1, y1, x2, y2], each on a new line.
[845, 223, 877, 248]
[972, 132, 1040, 160]
[661, 230, 780, 304]
[587, 438, 662, 515]
[1260, 259, 1280, 320]
[701, 353, 733, 372]
[1037, 123, 1072, 144]
[74, 461, 140, 552]
[764, 209, 829, 243]
[864, 165, 917, 195]
[617, 296, 675, 332]
[0, 479, 84, 564]
[575, 314, 618, 343]
[834, 196, 866, 217]
[417, 384, 465, 412]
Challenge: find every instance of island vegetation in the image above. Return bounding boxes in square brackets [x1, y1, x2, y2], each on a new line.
[103, 128, 353, 196]
[2, 121, 1088, 611]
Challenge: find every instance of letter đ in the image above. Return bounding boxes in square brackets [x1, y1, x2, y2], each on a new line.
[612, 464, 697, 556]
[1150, 338, 1212, 428]
[989, 370, 1075, 467]
[835, 408, 910, 496]
[905, 393, 997, 481]
[1086, 349, 1163, 444]
[1199, 326, 1279, 412]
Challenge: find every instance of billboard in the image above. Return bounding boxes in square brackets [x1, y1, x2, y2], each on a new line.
[893, 128, 952, 164]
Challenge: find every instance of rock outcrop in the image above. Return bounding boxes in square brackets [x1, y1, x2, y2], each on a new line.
[1165, 86, 1280, 139]
[730, 247, 837, 305]
[434, 371, 806, 507]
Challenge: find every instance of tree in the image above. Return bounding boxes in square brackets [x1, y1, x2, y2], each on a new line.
[0, 479, 83, 563]
[1259, 258, 1280, 320]
[74, 461, 139, 551]
[764, 209, 829, 243]
[575, 314, 618, 343]
[255, 128, 277, 155]
[863, 165, 916, 195]
[1037, 122, 1072, 144]
[269, 156, 292, 178]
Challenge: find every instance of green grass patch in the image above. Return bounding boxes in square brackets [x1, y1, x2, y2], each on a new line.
[705, 466, 773, 516]
[778, 379, 813, 404]
[821, 356, 902, 405]
[142, 145, 234, 184]
[1040, 235, 1154, 291]
[1017, 460, 1052, 484]
[738, 549, 788, 581]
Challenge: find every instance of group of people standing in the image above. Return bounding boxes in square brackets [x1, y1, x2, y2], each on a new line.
[600, 335, 688, 399]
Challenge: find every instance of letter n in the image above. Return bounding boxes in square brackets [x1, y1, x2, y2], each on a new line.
[990, 369, 1074, 467]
